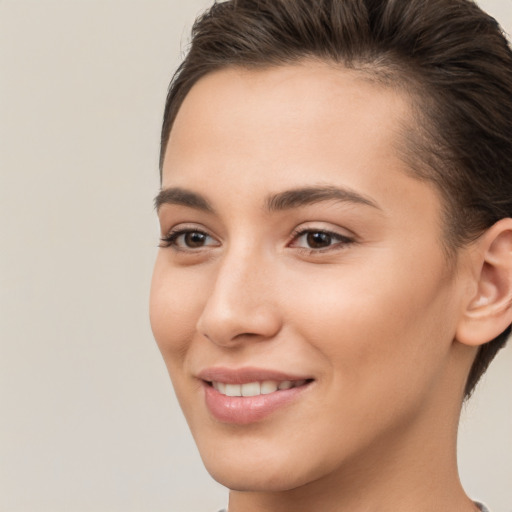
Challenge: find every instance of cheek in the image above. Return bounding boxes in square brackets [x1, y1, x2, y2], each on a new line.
[284, 250, 458, 400]
[149, 255, 203, 368]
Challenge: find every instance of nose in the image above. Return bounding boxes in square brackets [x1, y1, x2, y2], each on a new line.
[196, 248, 282, 347]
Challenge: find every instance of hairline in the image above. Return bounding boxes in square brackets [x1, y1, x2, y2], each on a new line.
[160, 58, 466, 264]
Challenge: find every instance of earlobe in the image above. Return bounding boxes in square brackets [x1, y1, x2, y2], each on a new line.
[456, 218, 512, 347]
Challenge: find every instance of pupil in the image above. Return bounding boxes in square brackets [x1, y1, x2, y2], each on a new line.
[185, 232, 206, 247]
[307, 232, 331, 248]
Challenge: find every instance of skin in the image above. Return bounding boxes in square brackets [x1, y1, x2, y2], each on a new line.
[150, 62, 500, 512]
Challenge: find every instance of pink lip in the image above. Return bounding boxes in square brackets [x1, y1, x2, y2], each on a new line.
[197, 366, 312, 384]
[198, 366, 313, 425]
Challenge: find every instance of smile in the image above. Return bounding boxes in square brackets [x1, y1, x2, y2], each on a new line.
[200, 371, 313, 424]
[209, 379, 308, 397]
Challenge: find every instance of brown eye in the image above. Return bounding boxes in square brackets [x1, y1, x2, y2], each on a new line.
[289, 228, 354, 252]
[159, 228, 219, 249]
[306, 232, 333, 249]
[184, 231, 208, 248]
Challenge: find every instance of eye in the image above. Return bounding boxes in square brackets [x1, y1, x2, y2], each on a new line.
[159, 228, 219, 250]
[302, 231, 335, 249]
[290, 228, 354, 251]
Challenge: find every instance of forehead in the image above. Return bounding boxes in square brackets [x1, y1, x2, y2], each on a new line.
[162, 62, 443, 236]
[164, 61, 414, 182]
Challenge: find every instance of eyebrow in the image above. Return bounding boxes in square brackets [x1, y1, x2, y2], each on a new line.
[154, 185, 380, 213]
[154, 187, 214, 212]
[265, 185, 381, 211]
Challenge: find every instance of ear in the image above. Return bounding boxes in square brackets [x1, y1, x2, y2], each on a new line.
[456, 218, 512, 347]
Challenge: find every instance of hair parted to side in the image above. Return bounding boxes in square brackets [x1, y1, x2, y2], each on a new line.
[160, 0, 512, 398]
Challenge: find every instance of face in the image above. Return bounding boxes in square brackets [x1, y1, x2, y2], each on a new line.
[150, 63, 469, 493]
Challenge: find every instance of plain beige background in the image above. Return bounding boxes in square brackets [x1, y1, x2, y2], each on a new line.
[0, 1, 510, 511]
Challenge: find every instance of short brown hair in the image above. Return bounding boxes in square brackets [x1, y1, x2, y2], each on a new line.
[160, 0, 512, 398]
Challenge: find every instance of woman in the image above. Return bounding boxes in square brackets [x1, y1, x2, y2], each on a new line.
[150, 1, 512, 510]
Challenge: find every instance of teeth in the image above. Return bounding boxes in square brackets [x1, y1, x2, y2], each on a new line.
[241, 382, 260, 397]
[212, 381, 226, 394]
[211, 379, 307, 396]
[225, 384, 242, 397]
[260, 380, 279, 394]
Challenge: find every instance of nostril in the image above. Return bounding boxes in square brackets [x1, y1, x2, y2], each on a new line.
[195, 284, 283, 346]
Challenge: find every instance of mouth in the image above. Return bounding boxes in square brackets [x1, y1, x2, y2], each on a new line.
[206, 379, 311, 397]
[198, 368, 314, 424]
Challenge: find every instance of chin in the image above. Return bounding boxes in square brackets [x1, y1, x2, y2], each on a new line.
[205, 463, 311, 493]
[199, 442, 326, 493]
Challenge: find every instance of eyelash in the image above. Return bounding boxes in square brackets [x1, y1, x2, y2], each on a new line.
[159, 227, 355, 253]
[289, 228, 355, 254]
[159, 227, 216, 250]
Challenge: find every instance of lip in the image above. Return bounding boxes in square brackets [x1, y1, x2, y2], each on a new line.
[198, 366, 314, 425]
[197, 366, 312, 384]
